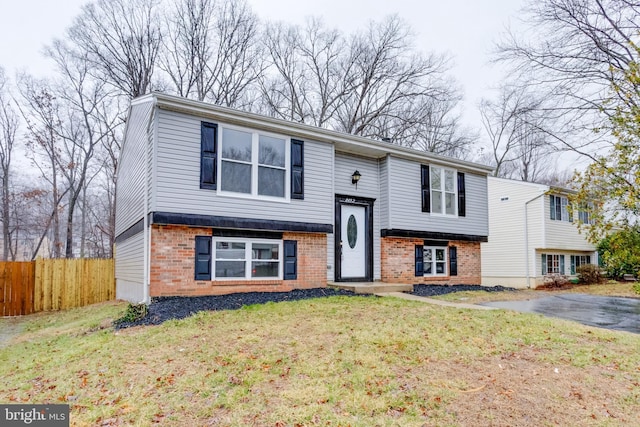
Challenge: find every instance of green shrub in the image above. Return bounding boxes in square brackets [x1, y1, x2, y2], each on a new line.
[116, 303, 148, 324]
[597, 226, 640, 279]
[634, 282, 640, 295]
[576, 264, 603, 285]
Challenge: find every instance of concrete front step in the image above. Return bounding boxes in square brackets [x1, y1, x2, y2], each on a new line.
[328, 281, 414, 294]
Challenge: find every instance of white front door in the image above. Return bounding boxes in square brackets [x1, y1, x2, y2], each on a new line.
[340, 204, 366, 278]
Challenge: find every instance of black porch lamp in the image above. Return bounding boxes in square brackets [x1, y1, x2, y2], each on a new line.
[351, 170, 361, 188]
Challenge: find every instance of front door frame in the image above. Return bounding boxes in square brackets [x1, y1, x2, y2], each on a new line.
[335, 194, 374, 282]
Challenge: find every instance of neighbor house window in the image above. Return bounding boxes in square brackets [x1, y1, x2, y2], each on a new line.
[213, 238, 282, 279]
[430, 166, 457, 216]
[577, 203, 593, 225]
[219, 126, 288, 199]
[570, 255, 592, 275]
[549, 195, 572, 222]
[424, 246, 447, 276]
[542, 253, 565, 275]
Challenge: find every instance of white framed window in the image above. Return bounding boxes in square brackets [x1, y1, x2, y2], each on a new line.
[542, 253, 565, 274]
[219, 125, 289, 201]
[577, 203, 594, 225]
[430, 166, 457, 216]
[550, 195, 571, 222]
[213, 238, 283, 280]
[424, 246, 447, 276]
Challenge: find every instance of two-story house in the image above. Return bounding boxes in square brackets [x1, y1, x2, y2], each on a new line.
[481, 177, 597, 289]
[115, 93, 492, 303]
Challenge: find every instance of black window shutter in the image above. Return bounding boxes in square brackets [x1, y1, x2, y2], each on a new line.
[457, 172, 466, 217]
[194, 236, 212, 280]
[291, 139, 304, 199]
[200, 122, 217, 189]
[415, 245, 424, 276]
[449, 246, 458, 276]
[421, 165, 430, 213]
[283, 240, 298, 280]
[550, 196, 556, 220]
[541, 254, 547, 275]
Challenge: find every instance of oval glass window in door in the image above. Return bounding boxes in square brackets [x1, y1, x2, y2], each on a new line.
[347, 214, 358, 248]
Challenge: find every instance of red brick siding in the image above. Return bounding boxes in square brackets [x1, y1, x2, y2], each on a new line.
[149, 225, 327, 296]
[380, 237, 481, 285]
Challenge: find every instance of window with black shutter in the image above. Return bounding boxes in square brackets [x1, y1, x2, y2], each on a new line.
[283, 240, 298, 280]
[291, 139, 304, 199]
[200, 122, 218, 189]
[195, 236, 212, 280]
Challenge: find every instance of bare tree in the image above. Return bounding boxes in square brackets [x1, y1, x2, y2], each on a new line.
[17, 78, 66, 258]
[160, 0, 263, 107]
[479, 86, 555, 180]
[68, 0, 162, 99]
[45, 40, 120, 258]
[337, 15, 452, 138]
[495, 0, 640, 152]
[259, 14, 466, 156]
[0, 68, 19, 260]
[260, 17, 348, 126]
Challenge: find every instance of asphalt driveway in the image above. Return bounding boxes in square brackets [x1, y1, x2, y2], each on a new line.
[482, 293, 640, 334]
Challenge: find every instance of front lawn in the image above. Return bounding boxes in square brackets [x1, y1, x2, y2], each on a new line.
[1, 295, 639, 426]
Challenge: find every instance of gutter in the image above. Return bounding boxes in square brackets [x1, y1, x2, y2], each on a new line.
[142, 97, 158, 305]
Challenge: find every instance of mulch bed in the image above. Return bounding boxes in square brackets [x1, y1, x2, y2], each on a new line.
[115, 284, 514, 329]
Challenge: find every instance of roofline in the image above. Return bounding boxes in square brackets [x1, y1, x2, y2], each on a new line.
[134, 92, 495, 175]
[488, 176, 577, 194]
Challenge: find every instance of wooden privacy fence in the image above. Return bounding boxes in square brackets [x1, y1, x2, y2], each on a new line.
[0, 258, 115, 316]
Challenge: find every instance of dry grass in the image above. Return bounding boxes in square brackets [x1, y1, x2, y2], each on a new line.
[1, 295, 639, 426]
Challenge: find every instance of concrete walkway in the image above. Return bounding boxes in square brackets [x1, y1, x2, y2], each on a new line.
[375, 291, 499, 310]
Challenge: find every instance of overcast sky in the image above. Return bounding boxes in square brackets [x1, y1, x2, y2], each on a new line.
[0, 0, 527, 144]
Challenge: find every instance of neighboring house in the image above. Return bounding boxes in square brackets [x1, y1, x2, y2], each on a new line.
[114, 93, 492, 303]
[481, 177, 597, 289]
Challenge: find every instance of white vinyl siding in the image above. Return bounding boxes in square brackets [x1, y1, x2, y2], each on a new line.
[153, 109, 333, 225]
[544, 195, 595, 251]
[115, 231, 145, 302]
[481, 177, 597, 288]
[115, 102, 154, 235]
[387, 156, 488, 236]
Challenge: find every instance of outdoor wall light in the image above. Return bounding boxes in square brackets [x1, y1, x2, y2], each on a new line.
[351, 170, 361, 188]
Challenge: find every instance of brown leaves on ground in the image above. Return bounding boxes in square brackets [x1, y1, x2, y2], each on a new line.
[439, 348, 637, 426]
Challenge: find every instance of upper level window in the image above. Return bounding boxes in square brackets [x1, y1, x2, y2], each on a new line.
[549, 195, 571, 222]
[577, 203, 593, 225]
[430, 166, 457, 216]
[219, 126, 288, 200]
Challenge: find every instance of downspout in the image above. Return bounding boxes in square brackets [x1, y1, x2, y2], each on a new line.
[524, 192, 545, 288]
[142, 97, 157, 304]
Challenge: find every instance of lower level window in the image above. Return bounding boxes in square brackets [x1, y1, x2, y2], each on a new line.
[543, 254, 565, 274]
[570, 255, 592, 275]
[214, 238, 282, 279]
[424, 246, 447, 276]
